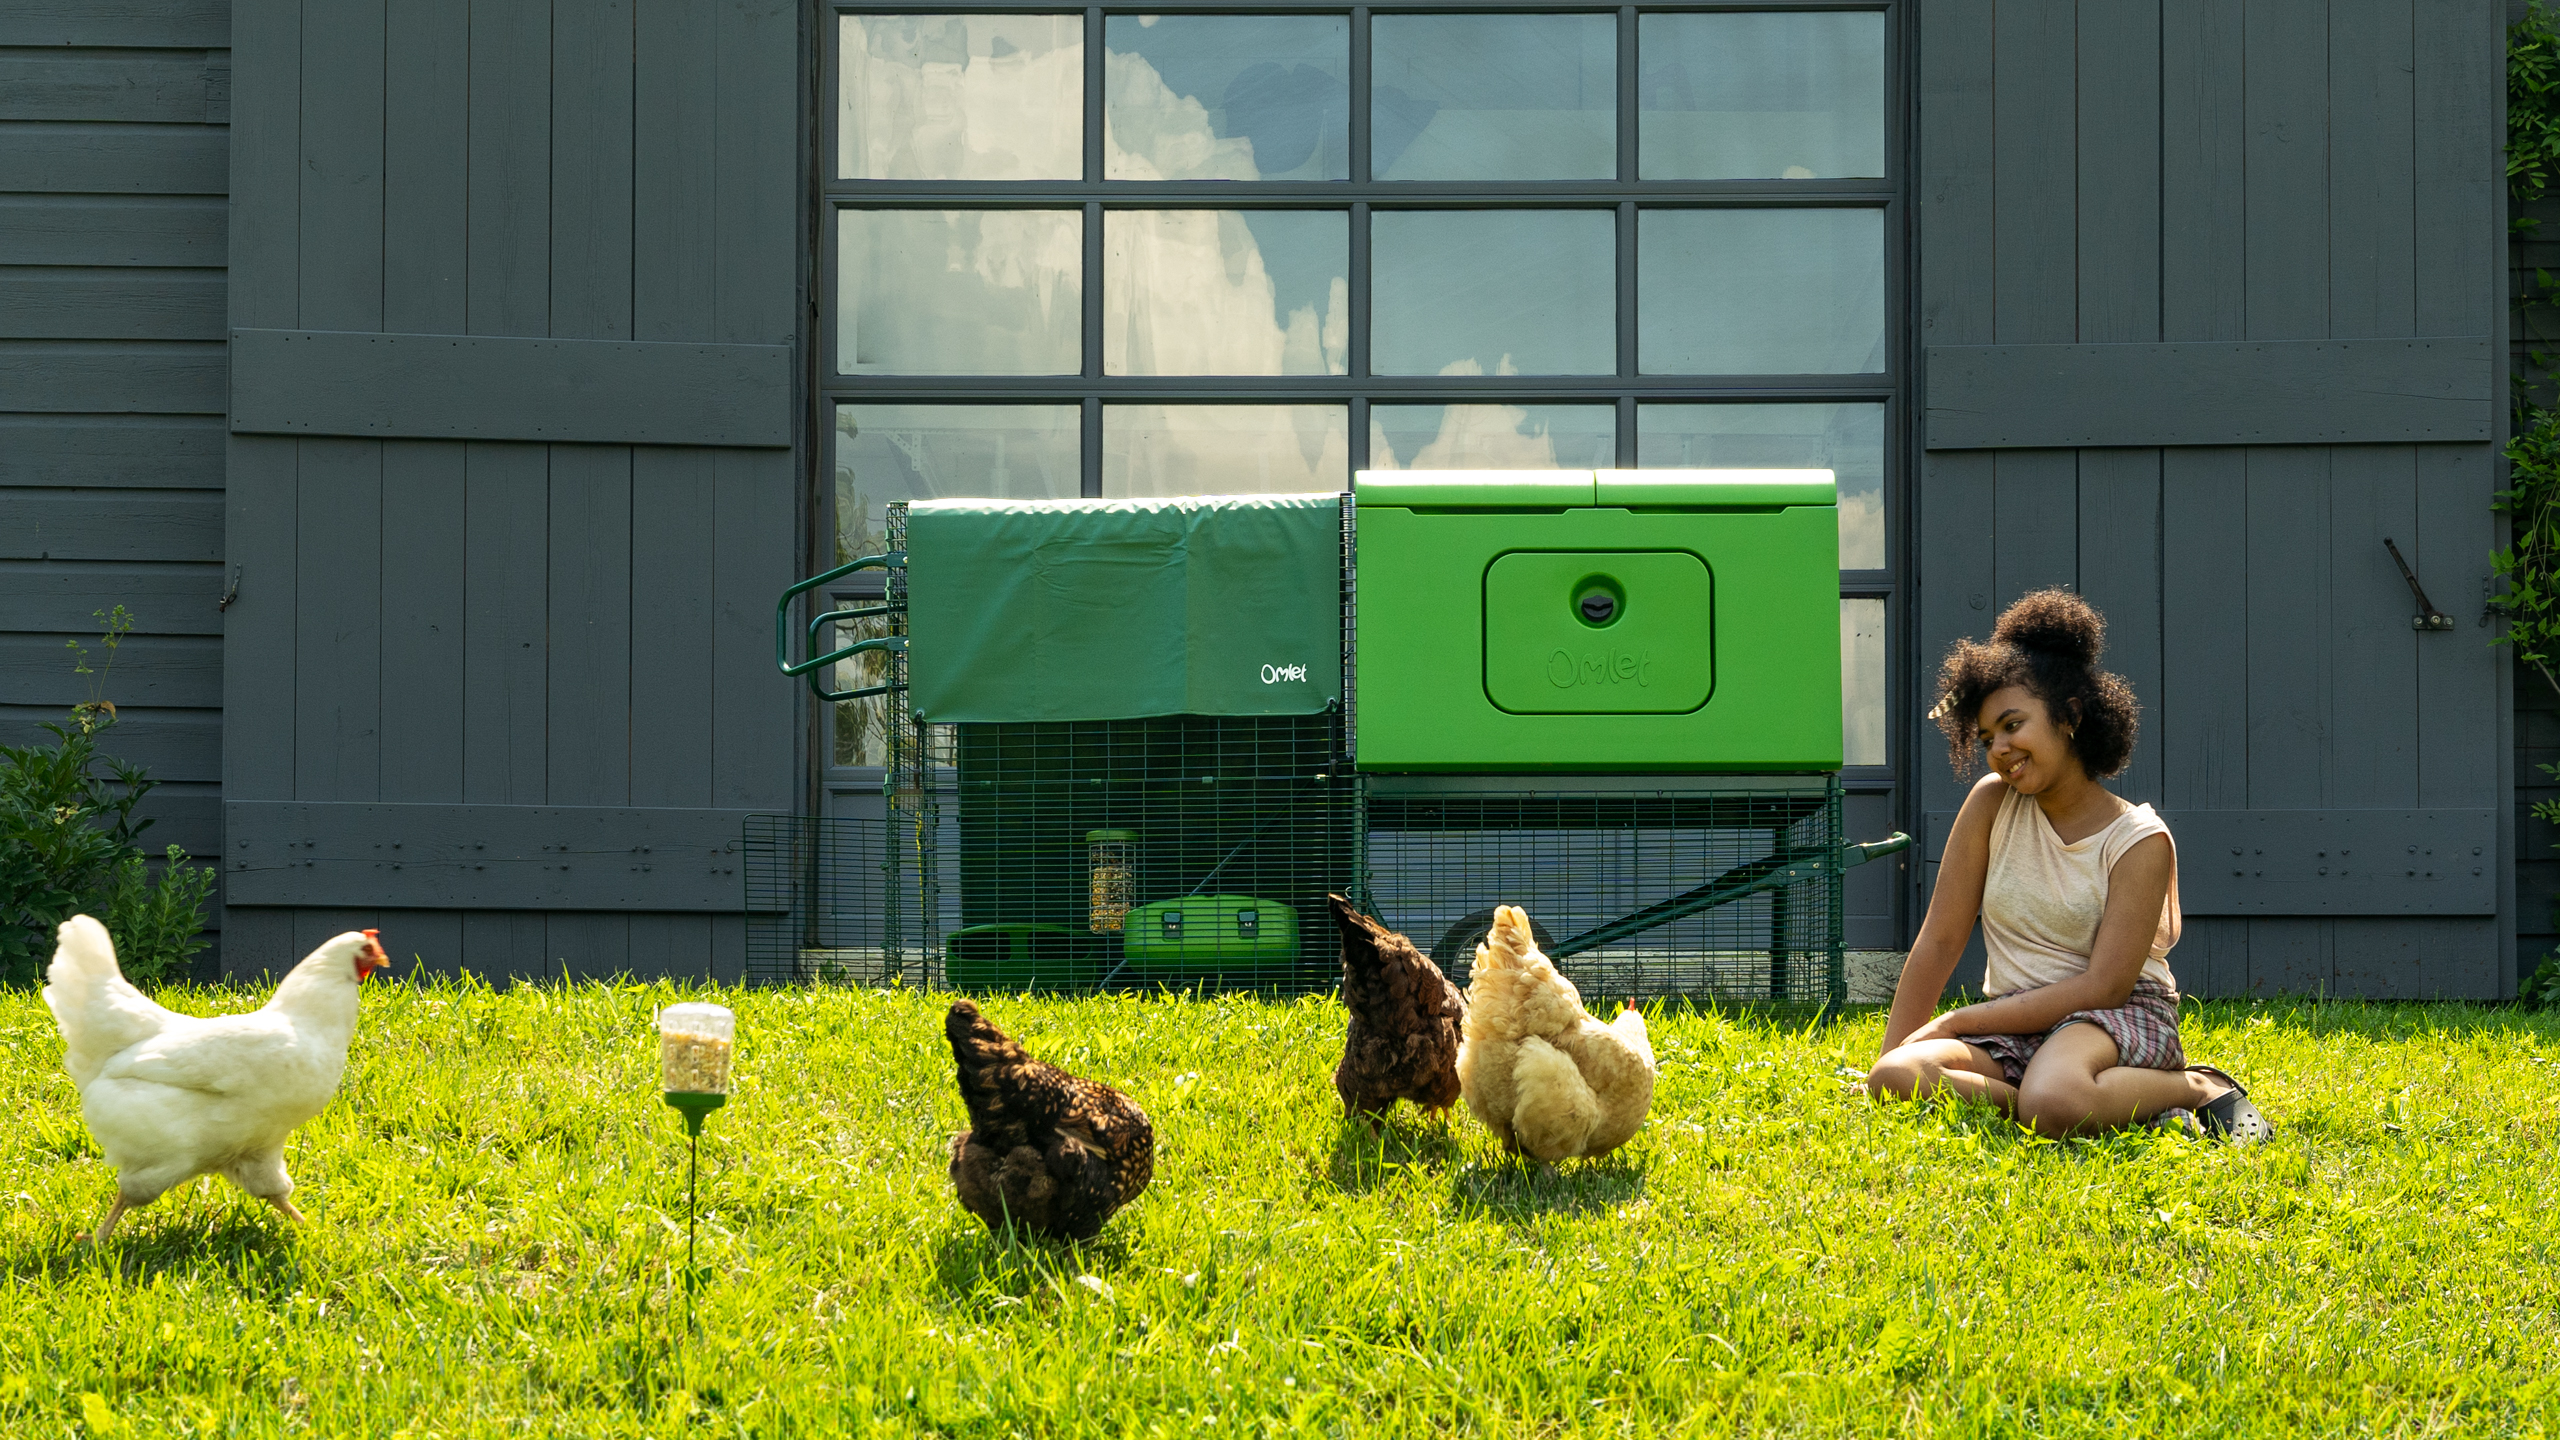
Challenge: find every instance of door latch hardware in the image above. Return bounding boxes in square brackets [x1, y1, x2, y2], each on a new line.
[2383, 539, 2455, 631]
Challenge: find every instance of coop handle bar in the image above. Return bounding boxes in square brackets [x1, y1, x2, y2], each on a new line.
[1547, 831, 1912, 959]
[778, 552, 906, 701]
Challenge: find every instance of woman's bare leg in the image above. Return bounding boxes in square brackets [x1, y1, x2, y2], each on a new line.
[2012, 1023, 2227, 1137]
[1867, 1039, 2016, 1109]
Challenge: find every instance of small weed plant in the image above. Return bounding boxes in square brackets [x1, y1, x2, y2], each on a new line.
[0, 607, 213, 986]
[0, 984, 2553, 1436]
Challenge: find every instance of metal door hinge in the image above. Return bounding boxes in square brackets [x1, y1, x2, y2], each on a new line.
[2383, 539, 2454, 630]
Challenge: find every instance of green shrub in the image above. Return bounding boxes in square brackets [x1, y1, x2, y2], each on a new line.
[1, 607, 215, 987]
[94, 844, 218, 987]
[0, 710, 152, 986]
[2525, 952, 2560, 1009]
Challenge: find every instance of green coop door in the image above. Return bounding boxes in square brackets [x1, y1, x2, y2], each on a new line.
[1482, 551, 1714, 714]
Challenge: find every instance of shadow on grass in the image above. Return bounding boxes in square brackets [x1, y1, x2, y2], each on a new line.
[0, 1206, 302, 1288]
[929, 1222, 1138, 1307]
[1445, 1154, 1647, 1219]
[1323, 1114, 1470, 1194]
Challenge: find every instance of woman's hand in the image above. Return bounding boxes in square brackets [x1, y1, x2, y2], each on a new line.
[1897, 1007, 1982, 1050]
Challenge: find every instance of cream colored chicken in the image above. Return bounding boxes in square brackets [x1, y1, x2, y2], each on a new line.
[44, 915, 386, 1240]
[1456, 905, 1656, 1162]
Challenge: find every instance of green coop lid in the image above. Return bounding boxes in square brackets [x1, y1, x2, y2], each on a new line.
[1592, 468, 1836, 508]
[1085, 829, 1138, 843]
[1354, 469, 1596, 508]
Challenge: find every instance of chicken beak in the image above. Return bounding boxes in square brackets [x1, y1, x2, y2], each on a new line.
[358, 929, 389, 981]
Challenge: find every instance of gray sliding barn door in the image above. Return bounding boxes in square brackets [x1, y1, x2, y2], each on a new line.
[1915, 0, 2512, 998]
[220, 0, 802, 980]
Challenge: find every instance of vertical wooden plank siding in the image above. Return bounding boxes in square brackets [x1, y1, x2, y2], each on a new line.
[383, 1, 468, 336]
[546, 445, 634, 805]
[2074, 450, 2164, 808]
[2241, 0, 2331, 340]
[630, 449, 719, 806]
[217, 0, 803, 980]
[1914, 0, 1997, 850]
[294, 0, 383, 334]
[550, 0, 636, 343]
[222, 0, 301, 812]
[291, 437, 383, 802]
[2327, 0, 2417, 340]
[466, 1, 553, 338]
[1989, 4, 2077, 345]
[2074, 0, 2162, 346]
[634, 0, 719, 344]
[461, 444, 550, 805]
[2158, 448, 2250, 994]
[378, 0, 470, 812]
[378, 443, 467, 800]
[2159, 0, 2247, 342]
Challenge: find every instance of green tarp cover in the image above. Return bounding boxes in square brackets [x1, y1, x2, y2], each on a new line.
[905, 494, 1343, 722]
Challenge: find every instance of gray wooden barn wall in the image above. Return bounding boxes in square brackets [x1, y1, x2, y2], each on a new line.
[1, 0, 233, 975]
[219, 0, 802, 981]
[1916, 0, 2513, 999]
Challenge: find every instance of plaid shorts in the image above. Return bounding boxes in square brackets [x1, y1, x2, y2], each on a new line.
[1967, 977, 2186, 1086]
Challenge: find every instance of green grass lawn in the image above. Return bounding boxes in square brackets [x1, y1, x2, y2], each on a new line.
[2, 980, 2556, 1437]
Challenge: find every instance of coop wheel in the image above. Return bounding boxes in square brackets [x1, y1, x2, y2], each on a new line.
[1430, 908, 1559, 978]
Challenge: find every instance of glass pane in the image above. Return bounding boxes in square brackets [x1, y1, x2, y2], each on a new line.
[839, 15, 1082, 180]
[1372, 14, 1616, 180]
[1638, 209, 1885, 374]
[1105, 211, 1348, 376]
[836, 209, 1082, 375]
[831, 611, 896, 768]
[833, 403, 1080, 561]
[1639, 12, 1887, 180]
[1368, 405, 1616, 470]
[1371, 210, 1613, 376]
[1843, 597, 1886, 767]
[1102, 405, 1350, 495]
[1106, 15, 1350, 181]
[829, 403, 1077, 770]
[1638, 403, 1886, 569]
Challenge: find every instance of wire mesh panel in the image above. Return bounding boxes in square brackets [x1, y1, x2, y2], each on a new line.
[1361, 779, 1844, 1004]
[903, 713, 1360, 995]
[743, 813, 890, 984]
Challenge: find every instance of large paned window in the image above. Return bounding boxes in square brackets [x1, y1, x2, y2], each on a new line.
[820, 4, 1901, 779]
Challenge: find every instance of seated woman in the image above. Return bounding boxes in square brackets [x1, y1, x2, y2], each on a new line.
[1867, 590, 2272, 1143]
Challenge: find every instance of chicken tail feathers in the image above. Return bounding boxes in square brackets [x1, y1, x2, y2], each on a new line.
[43, 915, 172, 1088]
[1509, 1033, 1601, 1162]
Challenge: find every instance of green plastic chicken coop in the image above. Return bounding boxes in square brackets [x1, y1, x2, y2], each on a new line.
[760, 474, 1906, 1003]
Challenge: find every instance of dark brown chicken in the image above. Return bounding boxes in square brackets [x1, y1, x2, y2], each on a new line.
[1330, 894, 1467, 1124]
[944, 999, 1154, 1242]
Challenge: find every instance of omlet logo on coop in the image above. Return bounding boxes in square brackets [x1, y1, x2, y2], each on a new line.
[1548, 649, 1655, 689]
[1260, 663, 1308, 684]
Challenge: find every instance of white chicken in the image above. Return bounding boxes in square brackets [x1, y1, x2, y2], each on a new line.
[1456, 904, 1657, 1163]
[43, 914, 386, 1240]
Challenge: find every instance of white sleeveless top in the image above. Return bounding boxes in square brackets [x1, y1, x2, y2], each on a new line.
[1979, 785, 2181, 998]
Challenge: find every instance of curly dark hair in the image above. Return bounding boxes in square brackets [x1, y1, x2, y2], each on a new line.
[1932, 589, 2140, 780]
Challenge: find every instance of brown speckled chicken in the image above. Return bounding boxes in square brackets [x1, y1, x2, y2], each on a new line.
[1330, 895, 1466, 1125]
[945, 999, 1154, 1242]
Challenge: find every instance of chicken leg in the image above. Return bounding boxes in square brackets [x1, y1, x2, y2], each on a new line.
[262, 1194, 307, 1225]
[89, 1195, 131, 1243]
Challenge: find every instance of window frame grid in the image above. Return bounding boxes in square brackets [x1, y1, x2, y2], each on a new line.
[818, 0, 1905, 802]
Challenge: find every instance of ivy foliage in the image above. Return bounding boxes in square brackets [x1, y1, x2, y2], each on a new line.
[2512, 1, 2560, 235]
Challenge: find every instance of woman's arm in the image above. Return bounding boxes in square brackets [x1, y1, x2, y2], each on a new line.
[1909, 832, 2175, 1041]
[1879, 772, 2006, 1052]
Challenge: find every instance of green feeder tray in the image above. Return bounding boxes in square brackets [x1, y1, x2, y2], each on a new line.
[664, 1090, 726, 1137]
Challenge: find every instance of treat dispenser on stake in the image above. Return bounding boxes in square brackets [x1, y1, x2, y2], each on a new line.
[658, 1002, 734, 1330]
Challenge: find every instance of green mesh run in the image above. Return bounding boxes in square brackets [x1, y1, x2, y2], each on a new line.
[750, 499, 1849, 1001]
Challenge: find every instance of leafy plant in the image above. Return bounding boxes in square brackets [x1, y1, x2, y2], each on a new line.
[93, 845, 218, 986]
[0, 607, 212, 987]
[2523, 952, 2560, 1010]
[2515, 1, 2560, 237]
